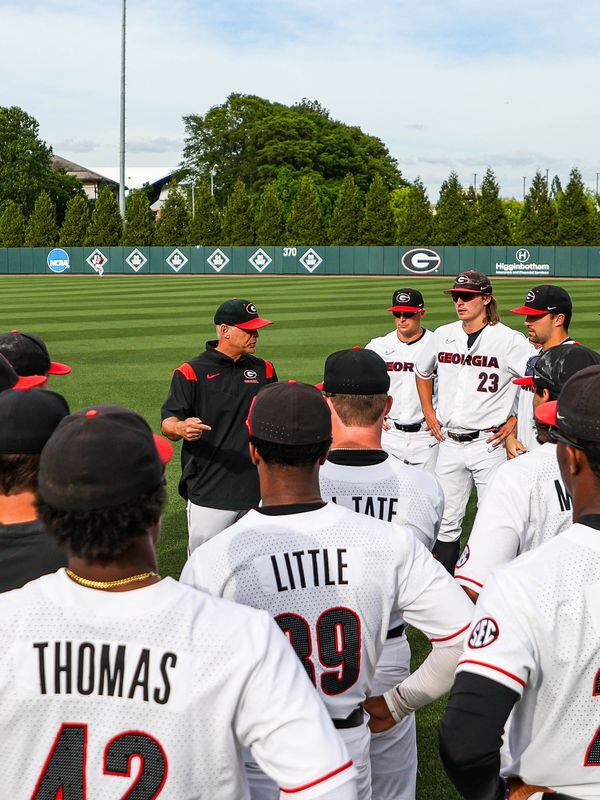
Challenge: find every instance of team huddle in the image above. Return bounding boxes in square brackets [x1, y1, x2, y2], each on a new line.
[0, 271, 599, 800]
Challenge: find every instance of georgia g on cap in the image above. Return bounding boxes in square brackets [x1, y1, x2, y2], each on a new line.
[214, 299, 273, 331]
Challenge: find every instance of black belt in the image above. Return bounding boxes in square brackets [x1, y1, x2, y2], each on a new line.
[446, 430, 481, 442]
[333, 707, 364, 729]
[393, 421, 422, 433]
[543, 795, 579, 800]
[387, 623, 406, 640]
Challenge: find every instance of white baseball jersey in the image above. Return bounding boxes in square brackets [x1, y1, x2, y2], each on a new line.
[415, 321, 534, 431]
[455, 442, 572, 592]
[181, 503, 473, 719]
[0, 571, 355, 799]
[457, 522, 600, 796]
[366, 329, 436, 425]
[516, 384, 539, 453]
[319, 454, 443, 550]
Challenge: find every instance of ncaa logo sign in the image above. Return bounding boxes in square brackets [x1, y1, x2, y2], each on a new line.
[47, 248, 70, 273]
[401, 249, 441, 274]
[468, 618, 499, 649]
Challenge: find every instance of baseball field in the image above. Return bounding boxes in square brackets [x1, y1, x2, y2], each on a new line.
[3, 274, 599, 798]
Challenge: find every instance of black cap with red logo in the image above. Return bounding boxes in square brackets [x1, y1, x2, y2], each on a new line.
[511, 285, 572, 317]
[535, 365, 600, 442]
[0, 354, 47, 392]
[318, 348, 390, 395]
[214, 299, 273, 331]
[444, 271, 493, 295]
[0, 331, 71, 377]
[388, 288, 425, 313]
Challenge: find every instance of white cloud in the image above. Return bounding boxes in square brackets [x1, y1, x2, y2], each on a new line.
[2, 0, 599, 199]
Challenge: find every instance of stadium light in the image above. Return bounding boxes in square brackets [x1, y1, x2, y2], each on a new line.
[522, 176, 526, 200]
[473, 173, 477, 193]
[210, 165, 217, 196]
[596, 172, 599, 197]
[119, 0, 127, 218]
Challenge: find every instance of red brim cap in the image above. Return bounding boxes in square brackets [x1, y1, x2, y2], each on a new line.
[14, 374, 47, 390]
[387, 305, 422, 312]
[513, 376, 535, 387]
[443, 288, 485, 295]
[47, 361, 72, 375]
[315, 382, 324, 390]
[153, 434, 174, 464]
[236, 318, 273, 331]
[535, 400, 558, 427]
[510, 305, 547, 316]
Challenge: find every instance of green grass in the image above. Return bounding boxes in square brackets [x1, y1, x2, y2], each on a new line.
[3, 275, 599, 798]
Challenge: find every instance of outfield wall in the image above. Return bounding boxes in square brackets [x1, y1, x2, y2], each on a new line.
[2, 246, 600, 277]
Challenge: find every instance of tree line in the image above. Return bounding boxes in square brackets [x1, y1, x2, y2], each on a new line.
[1, 167, 599, 248]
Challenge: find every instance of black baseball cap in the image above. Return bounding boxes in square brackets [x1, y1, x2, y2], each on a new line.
[0, 354, 47, 392]
[0, 389, 70, 454]
[388, 288, 425, 313]
[535, 365, 600, 442]
[511, 285, 572, 317]
[38, 405, 174, 511]
[317, 348, 390, 395]
[0, 331, 71, 376]
[444, 271, 493, 295]
[529, 344, 600, 400]
[246, 381, 331, 445]
[214, 299, 273, 331]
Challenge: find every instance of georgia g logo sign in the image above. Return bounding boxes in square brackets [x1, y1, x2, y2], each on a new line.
[401, 248, 441, 274]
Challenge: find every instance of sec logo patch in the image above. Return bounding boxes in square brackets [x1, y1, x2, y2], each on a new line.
[468, 618, 499, 649]
[456, 545, 470, 569]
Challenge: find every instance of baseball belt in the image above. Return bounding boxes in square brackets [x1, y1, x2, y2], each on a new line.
[446, 430, 481, 442]
[332, 706, 364, 729]
[393, 421, 423, 433]
[386, 623, 406, 640]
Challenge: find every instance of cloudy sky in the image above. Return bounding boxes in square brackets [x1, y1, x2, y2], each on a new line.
[3, 0, 599, 199]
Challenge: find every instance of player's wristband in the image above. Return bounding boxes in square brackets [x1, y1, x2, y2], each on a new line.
[383, 685, 412, 724]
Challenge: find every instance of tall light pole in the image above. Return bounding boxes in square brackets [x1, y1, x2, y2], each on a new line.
[522, 176, 526, 200]
[596, 172, 599, 197]
[119, 0, 127, 218]
[473, 173, 477, 193]
[210, 164, 217, 196]
[545, 168, 549, 197]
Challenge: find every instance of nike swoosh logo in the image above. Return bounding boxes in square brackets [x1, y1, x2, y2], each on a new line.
[445, 338, 455, 343]
[384, 349, 395, 355]
[207, 373, 220, 380]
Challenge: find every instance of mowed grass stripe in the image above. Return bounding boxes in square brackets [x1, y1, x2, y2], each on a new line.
[3, 275, 599, 800]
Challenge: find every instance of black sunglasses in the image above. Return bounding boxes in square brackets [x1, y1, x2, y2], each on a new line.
[451, 292, 480, 303]
[393, 311, 418, 319]
[548, 427, 584, 450]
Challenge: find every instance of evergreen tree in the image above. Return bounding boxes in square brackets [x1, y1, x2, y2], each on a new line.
[556, 168, 593, 246]
[221, 179, 254, 245]
[434, 172, 469, 244]
[469, 168, 510, 245]
[85, 185, 122, 246]
[396, 178, 433, 245]
[59, 195, 90, 247]
[516, 171, 556, 245]
[549, 175, 562, 200]
[154, 182, 190, 246]
[254, 183, 286, 245]
[188, 182, 222, 246]
[122, 190, 154, 246]
[465, 184, 478, 243]
[0, 200, 26, 246]
[329, 175, 363, 245]
[360, 174, 395, 245]
[286, 175, 327, 245]
[24, 191, 58, 247]
[502, 198, 525, 245]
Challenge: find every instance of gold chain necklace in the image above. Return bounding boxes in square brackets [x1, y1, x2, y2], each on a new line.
[66, 569, 160, 590]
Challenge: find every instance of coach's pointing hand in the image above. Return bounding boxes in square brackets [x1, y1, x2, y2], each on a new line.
[178, 417, 211, 441]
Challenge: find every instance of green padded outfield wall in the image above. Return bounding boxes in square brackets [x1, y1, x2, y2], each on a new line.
[1, 246, 600, 277]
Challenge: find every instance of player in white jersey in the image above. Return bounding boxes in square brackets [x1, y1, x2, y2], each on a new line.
[317, 348, 444, 800]
[366, 288, 439, 474]
[440, 365, 600, 800]
[0, 405, 357, 800]
[507, 285, 574, 457]
[415, 270, 534, 572]
[455, 344, 600, 600]
[181, 381, 474, 800]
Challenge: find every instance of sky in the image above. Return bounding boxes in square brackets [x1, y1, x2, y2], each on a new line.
[2, 0, 599, 200]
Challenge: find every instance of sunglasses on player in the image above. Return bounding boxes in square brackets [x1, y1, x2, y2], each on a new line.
[393, 311, 419, 318]
[451, 292, 481, 303]
[547, 426, 585, 450]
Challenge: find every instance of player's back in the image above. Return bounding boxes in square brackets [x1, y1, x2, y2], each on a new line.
[463, 524, 600, 794]
[0, 571, 320, 799]
[319, 452, 443, 549]
[181, 502, 461, 719]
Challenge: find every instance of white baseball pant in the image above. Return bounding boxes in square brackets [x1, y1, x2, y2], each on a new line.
[435, 436, 507, 543]
[186, 501, 241, 553]
[381, 428, 439, 475]
[245, 722, 371, 800]
[369, 634, 416, 800]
